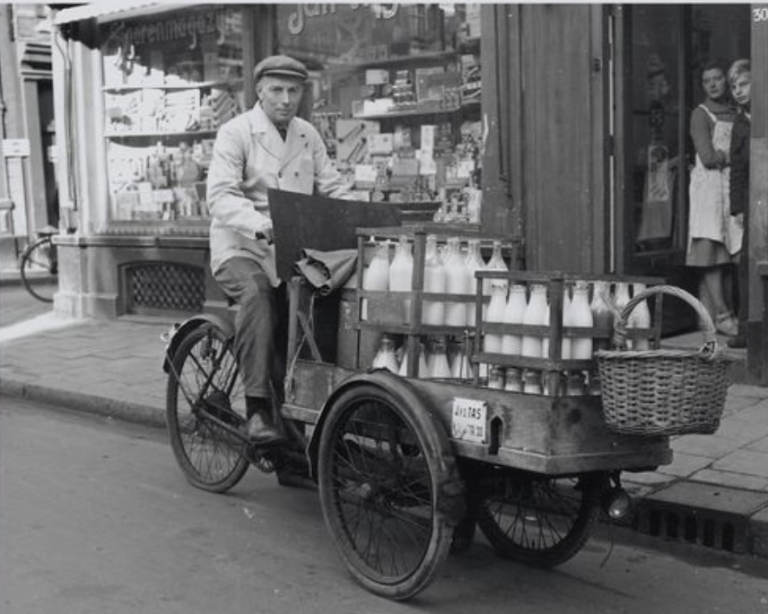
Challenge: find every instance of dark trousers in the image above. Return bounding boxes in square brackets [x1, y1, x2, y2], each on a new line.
[213, 257, 287, 401]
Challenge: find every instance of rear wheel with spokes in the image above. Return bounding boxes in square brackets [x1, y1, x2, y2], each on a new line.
[476, 471, 605, 568]
[166, 323, 249, 492]
[317, 384, 457, 600]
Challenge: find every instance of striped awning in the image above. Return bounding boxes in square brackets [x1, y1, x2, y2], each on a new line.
[53, 1, 185, 26]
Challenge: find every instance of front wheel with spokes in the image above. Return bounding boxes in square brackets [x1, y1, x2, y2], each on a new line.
[317, 384, 457, 601]
[476, 471, 605, 568]
[166, 323, 249, 493]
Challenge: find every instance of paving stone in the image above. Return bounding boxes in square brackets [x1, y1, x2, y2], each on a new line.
[621, 471, 676, 486]
[673, 434, 743, 459]
[711, 419, 768, 445]
[712, 449, 768, 479]
[728, 384, 768, 400]
[657, 451, 713, 477]
[647, 481, 768, 515]
[690, 469, 768, 492]
[746, 437, 768, 453]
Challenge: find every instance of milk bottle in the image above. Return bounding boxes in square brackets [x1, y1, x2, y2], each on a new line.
[427, 337, 452, 379]
[372, 334, 399, 372]
[483, 281, 507, 354]
[362, 240, 390, 321]
[614, 282, 632, 348]
[388, 235, 414, 323]
[483, 240, 509, 296]
[422, 235, 446, 326]
[522, 284, 547, 358]
[590, 280, 614, 351]
[628, 282, 652, 350]
[464, 239, 485, 326]
[560, 286, 573, 360]
[501, 284, 527, 355]
[398, 341, 429, 378]
[444, 237, 473, 327]
[570, 280, 594, 359]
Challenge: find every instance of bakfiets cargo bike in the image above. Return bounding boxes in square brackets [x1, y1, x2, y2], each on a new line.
[162, 194, 730, 601]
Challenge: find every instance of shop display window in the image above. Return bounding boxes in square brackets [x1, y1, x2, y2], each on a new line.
[276, 3, 483, 222]
[100, 6, 244, 224]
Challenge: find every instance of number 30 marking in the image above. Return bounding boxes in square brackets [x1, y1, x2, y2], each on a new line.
[754, 7, 768, 21]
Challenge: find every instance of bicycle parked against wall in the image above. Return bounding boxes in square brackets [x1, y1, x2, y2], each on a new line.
[20, 226, 58, 303]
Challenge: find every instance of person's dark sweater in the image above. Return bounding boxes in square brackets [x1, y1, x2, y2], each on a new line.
[729, 110, 750, 215]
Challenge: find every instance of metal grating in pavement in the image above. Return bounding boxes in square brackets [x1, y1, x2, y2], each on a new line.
[633, 500, 748, 553]
[125, 262, 204, 314]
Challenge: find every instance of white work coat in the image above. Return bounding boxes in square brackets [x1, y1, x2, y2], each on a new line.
[207, 103, 351, 286]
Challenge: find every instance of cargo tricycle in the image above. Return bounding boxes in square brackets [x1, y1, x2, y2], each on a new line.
[163, 222, 679, 601]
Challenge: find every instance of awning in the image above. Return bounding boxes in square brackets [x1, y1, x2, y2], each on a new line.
[53, 1, 185, 26]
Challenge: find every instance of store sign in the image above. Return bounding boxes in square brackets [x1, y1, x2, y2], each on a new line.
[286, 3, 398, 36]
[106, 8, 232, 49]
[2, 139, 30, 158]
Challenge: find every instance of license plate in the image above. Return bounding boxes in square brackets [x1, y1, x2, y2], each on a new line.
[451, 397, 487, 444]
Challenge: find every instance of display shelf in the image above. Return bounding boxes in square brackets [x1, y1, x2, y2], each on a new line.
[105, 130, 219, 139]
[352, 100, 480, 121]
[102, 79, 243, 92]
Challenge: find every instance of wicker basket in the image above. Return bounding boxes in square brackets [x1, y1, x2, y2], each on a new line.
[596, 285, 732, 437]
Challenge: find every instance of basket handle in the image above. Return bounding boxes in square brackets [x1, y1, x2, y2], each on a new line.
[605, 284, 719, 359]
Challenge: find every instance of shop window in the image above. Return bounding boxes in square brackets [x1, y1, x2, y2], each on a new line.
[275, 4, 483, 222]
[100, 6, 245, 225]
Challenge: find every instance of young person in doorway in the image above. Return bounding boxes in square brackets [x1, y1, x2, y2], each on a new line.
[686, 59, 741, 336]
[726, 59, 752, 349]
[206, 55, 351, 447]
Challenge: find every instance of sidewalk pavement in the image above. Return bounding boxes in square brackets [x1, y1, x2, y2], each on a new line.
[1, 310, 767, 558]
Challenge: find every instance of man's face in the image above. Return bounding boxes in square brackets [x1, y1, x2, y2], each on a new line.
[257, 75, 304, 127]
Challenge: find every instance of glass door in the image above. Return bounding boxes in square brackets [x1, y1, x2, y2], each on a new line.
[614, 4, 751, 330]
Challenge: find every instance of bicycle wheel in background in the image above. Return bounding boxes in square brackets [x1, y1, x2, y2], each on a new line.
[20, 236, 58, 303]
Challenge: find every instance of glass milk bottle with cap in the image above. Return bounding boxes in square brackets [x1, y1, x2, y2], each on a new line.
[522, 284, 547, 358]
[427, 337, 452, 379]
[570, 280, 594, 359]
[362, 239, 390, 320]
[398, 341, 429, 378]
[483, 241, 508, 294]
[590, 280, 614, 351]
[450, 338, 472, 380]
[422, 235, 446, 326]
[464, 239, 485, 326]
[444, 237, 473, 326]
[501, 283, 527, 355]
[627, 282, 652, 350]
[560, 285, 573, 360]
[614, 282, 632, 348]
[483, 280, 507, 354]
[388, 235, 414, 324]
[372, 334, 399, 372]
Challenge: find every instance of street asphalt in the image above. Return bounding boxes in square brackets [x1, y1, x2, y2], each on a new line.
[1, 282, 767, 560]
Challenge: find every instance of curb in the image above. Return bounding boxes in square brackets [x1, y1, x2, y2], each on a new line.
[0, 378, 167, 430]
[2, 375, 767, 561]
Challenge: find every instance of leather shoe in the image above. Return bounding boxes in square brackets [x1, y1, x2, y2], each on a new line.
[727, 334, 746, 349]
[245, 412, 284, 445]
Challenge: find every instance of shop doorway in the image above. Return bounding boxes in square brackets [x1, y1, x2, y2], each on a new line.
[613, 4, 751, 332]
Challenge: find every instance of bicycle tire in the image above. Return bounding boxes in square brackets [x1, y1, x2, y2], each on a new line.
[20, 236, 58, 303]
[476, 471, 605, 568]
[317, 384, 456, 600]
[166, 323, 250, 493]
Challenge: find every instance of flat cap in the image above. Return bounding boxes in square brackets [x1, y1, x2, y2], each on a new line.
[253, 55, 308, 82]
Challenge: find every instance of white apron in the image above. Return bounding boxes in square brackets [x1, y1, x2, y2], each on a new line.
[687, 105, 743, 255]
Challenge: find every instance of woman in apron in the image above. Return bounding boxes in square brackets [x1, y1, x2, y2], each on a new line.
[687, 59, 741, 336]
